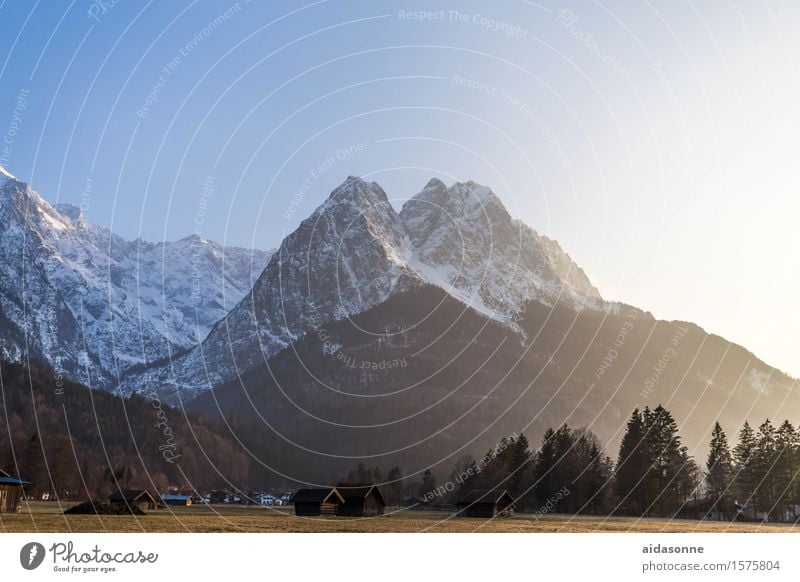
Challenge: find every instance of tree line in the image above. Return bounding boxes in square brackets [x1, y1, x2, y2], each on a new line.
[438, 428, 614, 514]
[706, 418, 800, 521]
[434, 405, 800, 522]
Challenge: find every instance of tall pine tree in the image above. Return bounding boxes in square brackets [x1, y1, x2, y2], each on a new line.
[733, 421, 758, 519]
[508, 434, 533, 510]
[645, 405, 697, 517]
[775, 421, 798, 521]
[706, 421, 734, 519]
[754, 419, 778, 520]
[614, 409, 649, 515]
[386, 466, 404, 506]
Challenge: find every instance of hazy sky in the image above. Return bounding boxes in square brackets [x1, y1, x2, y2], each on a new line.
[1, 1, 798, 378]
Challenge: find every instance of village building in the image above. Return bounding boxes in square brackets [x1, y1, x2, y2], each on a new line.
[108, 489, 158, 511]
[336, 483, 386, 517]
[0, 469, 30, 513]
[205, 490, 229, 504]
[455, 489, 516, 518]
[292, 487, 345, 516]
[160, 493, 193, 506]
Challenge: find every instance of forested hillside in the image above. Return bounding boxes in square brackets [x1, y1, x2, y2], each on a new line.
[0, 359, 253, 499]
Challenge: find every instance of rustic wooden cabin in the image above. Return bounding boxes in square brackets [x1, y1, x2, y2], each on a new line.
[108, 489, 157, 511]
[455, 489, 516, 518]
[291, 487, 344, 516]
[336, 483, 386, 517]
[0, 469, 30, 513]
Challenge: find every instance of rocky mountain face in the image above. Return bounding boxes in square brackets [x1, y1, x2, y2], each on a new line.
[125, 176, 600, 395]
[400, 178, 601, 321]
[188, 284, 797, 483]
[0, 166, 271, 388]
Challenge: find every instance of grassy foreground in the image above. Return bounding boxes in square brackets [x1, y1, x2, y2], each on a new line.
[2, 502, 798, 533]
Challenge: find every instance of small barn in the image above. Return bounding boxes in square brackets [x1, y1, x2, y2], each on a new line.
[292, 487, 345, 516]
[336, 483, 386, 517]
[160, 494, 193, 507]
[108, 489, 157, 511]
[0, 469, 30, 513]
[456, 489, 516, 518]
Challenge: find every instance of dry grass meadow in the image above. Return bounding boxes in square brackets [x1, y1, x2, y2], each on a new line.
[2, 501, 798, 533]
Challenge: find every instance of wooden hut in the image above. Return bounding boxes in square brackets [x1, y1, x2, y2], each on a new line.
[0, 469, 30, 513]
[336, 483, 386, 517]
[108, 489, 157, 511]
[292, 487, 344, 516]
[455, 489, 515, 518]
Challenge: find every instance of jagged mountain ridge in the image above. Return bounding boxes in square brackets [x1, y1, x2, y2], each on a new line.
[125, 175, 600, 395]
[401, 178, 601, 320]
[0, 166, 272, 387]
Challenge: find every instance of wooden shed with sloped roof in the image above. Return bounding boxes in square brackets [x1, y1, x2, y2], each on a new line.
[108, 489, 157, 511]
[291, 487, 345, 516]
[455, 489, 516, 518]
[0, 469, 30, 513]
[336, 483, 386, 517]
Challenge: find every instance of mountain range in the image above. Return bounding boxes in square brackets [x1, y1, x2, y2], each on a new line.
[0, 165, 272, 388]
[1, 165, 797, 477]
[125, 175, 602, 396]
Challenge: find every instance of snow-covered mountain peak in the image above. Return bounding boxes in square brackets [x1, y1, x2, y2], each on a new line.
[121, 175, 604, 396]
[135, 176, 418, 393]
[422, 177, 447, 190]
[0, 164, 16, 183]
[399, 179, 599, 320]
[322, 175, 389, 211]
[0, 171, 272, 388]
[405, 178, 508, 221]
[301, 175, 405, 273]
[0, 173, 75, 236]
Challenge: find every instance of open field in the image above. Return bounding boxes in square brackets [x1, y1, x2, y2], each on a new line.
[1, 502, 798, 533]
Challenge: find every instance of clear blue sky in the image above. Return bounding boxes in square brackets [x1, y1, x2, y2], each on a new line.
[1, 0, 799, 378]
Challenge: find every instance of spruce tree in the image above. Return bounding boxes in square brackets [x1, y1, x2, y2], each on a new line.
[614, 409, 649, 515]
[775, 421, 798, 520]
[706, 421, 734, 519]
[645, 405, 695, 516]
[733, 421, 758, 519]
[755, 419, 778, 519]
[356, 462, 371, 483]
[533, 428, 558, 508]
[386, 466, 404, 506]
[508, 434, 533, 509]
[418, 469, 436, 498]
[447, 455, 477, 501]
[552, 425, 577, 512]
[582, 440, 610, 514]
